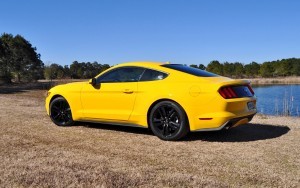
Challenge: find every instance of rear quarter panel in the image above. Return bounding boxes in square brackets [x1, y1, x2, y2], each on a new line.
[129, 71, 219, 128]
[131, 71, 256, 131]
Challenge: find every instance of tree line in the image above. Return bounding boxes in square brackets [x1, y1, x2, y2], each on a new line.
[44, 61, 110, 79]
[44, 58, 300, 80]
[1, 33, 300, 83]
[191, 58, 300, 78]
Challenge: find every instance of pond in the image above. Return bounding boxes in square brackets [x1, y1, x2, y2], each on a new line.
[253, 84, 300, 116]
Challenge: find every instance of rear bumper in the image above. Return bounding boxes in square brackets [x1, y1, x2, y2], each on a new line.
[191, 113, 256, 132]
[223, 114, 255, 129]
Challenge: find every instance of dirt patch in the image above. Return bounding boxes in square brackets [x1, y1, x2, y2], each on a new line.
[0, 90, 299, 187]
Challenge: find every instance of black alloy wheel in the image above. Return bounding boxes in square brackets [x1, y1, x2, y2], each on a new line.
[149, 101, 189, 141]
[50, 97, 74, 126]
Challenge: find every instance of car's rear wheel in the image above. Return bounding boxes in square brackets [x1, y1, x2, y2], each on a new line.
[149, 101, 189, 141]
[50, 97, 74, 126]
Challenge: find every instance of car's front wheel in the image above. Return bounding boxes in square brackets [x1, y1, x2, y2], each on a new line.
[50, 97, 74, 126]
[149, 101, 189, 141]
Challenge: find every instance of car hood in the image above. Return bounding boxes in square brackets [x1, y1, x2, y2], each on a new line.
[49, 81, 87, 93]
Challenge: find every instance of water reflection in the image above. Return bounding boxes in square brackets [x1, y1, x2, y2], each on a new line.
[252, 84, 300, 116]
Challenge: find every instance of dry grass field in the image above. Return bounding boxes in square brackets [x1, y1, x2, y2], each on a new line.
[0, 84, 299, 187]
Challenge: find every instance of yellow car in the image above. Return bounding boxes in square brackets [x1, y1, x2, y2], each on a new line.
[45, 62, 257, 140]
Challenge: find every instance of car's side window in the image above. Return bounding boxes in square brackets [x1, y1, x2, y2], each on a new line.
[139, 69, 168, 81]
[97, 67, 145, 83]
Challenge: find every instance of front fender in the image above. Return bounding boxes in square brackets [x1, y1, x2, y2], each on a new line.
[45, 82, 86, 120]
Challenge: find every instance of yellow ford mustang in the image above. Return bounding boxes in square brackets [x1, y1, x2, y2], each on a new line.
[46, 62, 257, 140]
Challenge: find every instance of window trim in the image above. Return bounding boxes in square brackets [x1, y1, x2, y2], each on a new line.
[96, 66, 146, 83]
[139, 68, 169, 82]
[96, 66, 170, 83]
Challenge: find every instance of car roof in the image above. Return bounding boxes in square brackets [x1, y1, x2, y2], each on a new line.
[113, 61, 167, 69]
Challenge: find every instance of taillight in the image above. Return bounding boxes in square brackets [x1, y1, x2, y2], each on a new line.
[219, 86, 238, 99]
[218, 84, 254, 99]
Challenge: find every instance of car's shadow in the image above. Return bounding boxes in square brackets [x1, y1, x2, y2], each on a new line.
[185, 123, 290, 142]
[78, 122, 153, 135]
[77, 122, 290, 142]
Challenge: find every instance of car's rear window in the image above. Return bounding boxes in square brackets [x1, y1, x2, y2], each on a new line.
[161, 64, 218, 77]
[140, 69, 168, 81]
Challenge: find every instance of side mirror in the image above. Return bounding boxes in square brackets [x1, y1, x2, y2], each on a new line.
[89, 78, 97, 85]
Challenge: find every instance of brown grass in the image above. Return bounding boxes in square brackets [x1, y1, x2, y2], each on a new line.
[248, 76, 300, 85]
[0, 87, 299, 187]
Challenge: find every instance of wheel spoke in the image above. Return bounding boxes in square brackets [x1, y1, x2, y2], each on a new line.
[168, 110, 176, 119]
[157, 108, 164, 118]
[52, 105, 59, 111]
[51, 108, 60, 114]
[63, 114, 69, 122]
[63, 102, 69, 111]
[161, 107, 167, 117]
[61, 102, 65, 110]
[157, 106, 167, 118]
[162, 125, 167, 136]
[169, 121, 180, 129]
[153, 118, 162, 123]
[66, 113, 72, 119]
[65, 103, 70, 111]
[53, 113, 60, 120]
[56, 114, 61, 121]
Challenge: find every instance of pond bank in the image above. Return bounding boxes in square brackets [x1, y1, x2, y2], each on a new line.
[247, 76, 300, 85]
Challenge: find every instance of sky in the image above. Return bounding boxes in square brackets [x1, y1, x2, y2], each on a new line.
[1, 0, 300, 66]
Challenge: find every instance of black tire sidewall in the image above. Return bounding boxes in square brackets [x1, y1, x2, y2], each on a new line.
[149, 101, 189, 141]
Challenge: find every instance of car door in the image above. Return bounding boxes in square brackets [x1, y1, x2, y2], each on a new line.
[81, 67, 145, 121]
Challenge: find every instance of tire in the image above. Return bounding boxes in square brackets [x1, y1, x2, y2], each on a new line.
[49, 97, 74, 126]
[149, 101, 189, 141]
